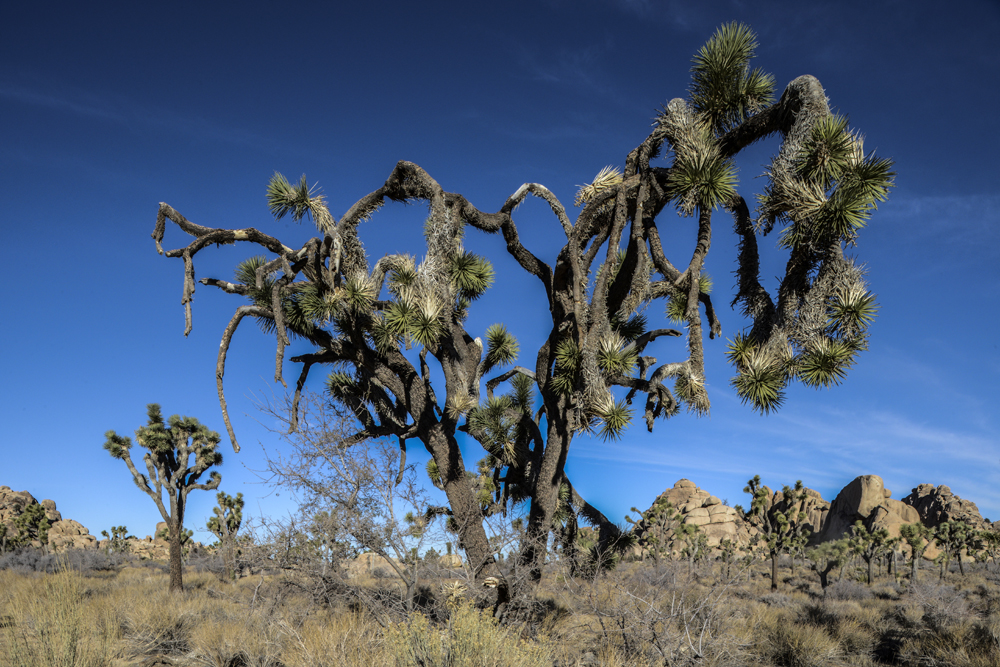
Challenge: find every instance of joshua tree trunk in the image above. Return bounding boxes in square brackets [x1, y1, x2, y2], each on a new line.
[770, 552, 778, 592]
[168, 517, 184, 593]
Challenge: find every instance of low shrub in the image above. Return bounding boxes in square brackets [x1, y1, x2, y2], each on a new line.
[825, 578, 873, 602]
[385, 602, 552, 667]
[0, 548, 126, 574]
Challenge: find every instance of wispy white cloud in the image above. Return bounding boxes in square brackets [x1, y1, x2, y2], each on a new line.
[0, 79, 292, 156]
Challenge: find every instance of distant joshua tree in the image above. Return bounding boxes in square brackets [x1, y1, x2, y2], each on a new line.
[207, 491, 244, 581]
[743, 476, 811, 591]
[104, 404, 222, 592]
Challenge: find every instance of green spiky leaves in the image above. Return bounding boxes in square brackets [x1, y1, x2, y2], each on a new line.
[575, 166, 623, 207]
[597, 333, 638, 377]
[594, 394, 633, 442]
[674, 370, 709, 415]
[426, 459, 444, 490]
[550, 338, 581, 395]
[448, 250, 495, 301]
[103, 431, 132, 459]
[380, 294, 446, 349]
[468, 395, 527, 466]
[325, 370, 358, 399]
[797, 115, 855, 186]
[828, 286, 878, 339]
[483, 324, 519, 374]
[727, 335, 789, 414]
[266, 172, 333, 231]
[611, 312, 648, 343]
[765, 115, 895, 248]
[796, 338, 855, 388]
[689, 22, 775, 136]
[667, 136, 738, 214]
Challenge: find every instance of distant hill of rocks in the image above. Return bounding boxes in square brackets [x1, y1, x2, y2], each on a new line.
[630, 475, 996, 561]
[0, 486, 203, 558]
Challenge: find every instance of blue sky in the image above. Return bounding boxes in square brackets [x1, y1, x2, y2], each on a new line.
[2, 0, 998, 546]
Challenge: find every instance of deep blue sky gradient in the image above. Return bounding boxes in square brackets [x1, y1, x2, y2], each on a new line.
[2, 0, 998, 544]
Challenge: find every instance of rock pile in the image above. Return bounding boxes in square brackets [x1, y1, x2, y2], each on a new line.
[631, 479, 753, 551]
[0, 486, 97, 551]
[816, 475, 921, 543]
[902, 484, 991, 531]
[631, 474, 993, 562]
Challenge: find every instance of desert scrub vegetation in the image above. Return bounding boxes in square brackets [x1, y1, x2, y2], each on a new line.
[1, 549, 999, 666]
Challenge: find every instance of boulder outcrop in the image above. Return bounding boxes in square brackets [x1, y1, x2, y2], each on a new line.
[0, 486, 97, 552]
[902, 484, 990, 531]
[631, 479, 754, 553]
[816, 475, 921, 543]
[345, 551, 403, 578]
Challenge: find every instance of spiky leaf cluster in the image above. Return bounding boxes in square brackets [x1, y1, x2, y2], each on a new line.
[593, 393, 633, 442]
[575, 166, 623, 207]
[597, 333, 638, 377]
[762, 116, 894, 247]
[727, 336, 791, 414]
[482, 324, 519, 375]
[266, 172, 332, 231]
[467, 373, 536, 508]
[550, 338, 582, 395]
[660, 108, 737, 214]
[689, 22, 775, 136]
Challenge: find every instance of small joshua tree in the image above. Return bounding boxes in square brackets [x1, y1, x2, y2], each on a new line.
[102, 525, 133, 568]
[899, 522, 930, 582]
[11, 503, 51, 550]
[807, 538, 851, 591]
[743, 476, 811, 591]
[104, 404, 222, 592]
[626, 497, 682, 569]
[933, 520, 973, 579]
[849, 520, 890, 585]
[207, 491, 244, 581]
[676, 522, 708, 576]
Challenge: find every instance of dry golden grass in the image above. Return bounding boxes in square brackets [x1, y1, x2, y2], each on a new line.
[0, 557, 999, 667]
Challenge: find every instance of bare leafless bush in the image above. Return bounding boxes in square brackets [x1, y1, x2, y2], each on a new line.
[825, 577, 874, 601]
[906, 581, 973, 631]
[572, 561, 752, 666]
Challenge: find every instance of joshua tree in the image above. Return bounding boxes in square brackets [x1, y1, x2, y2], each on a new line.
[101, 525, 132, 554]
[743, 476, 811, 591]
[899, 522, 930, 582]
[933, 520, 973, 579]
[849, 520, 890, 585]
[104, 404, 223, 592]
[974, 528, 1000, 570]
[807, 538, 851, 591]
[152, 23, 893, 597]
[10, 503, 51, 550]
[676, 522, 708, 576]
[626, 497, 682, 569]
[207, 491, 244, 581]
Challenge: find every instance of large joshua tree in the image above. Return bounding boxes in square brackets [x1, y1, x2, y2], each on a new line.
[152, 23, 893, 597]
[104, 404, 223, 592]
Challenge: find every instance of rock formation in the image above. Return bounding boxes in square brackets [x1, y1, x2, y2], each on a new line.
[631, 479, 754, 553]
[345, 551, 403, 578]
[0, 486, 97, 552]
[902, 484, 991, 531]
[816, 475, 921, 543]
